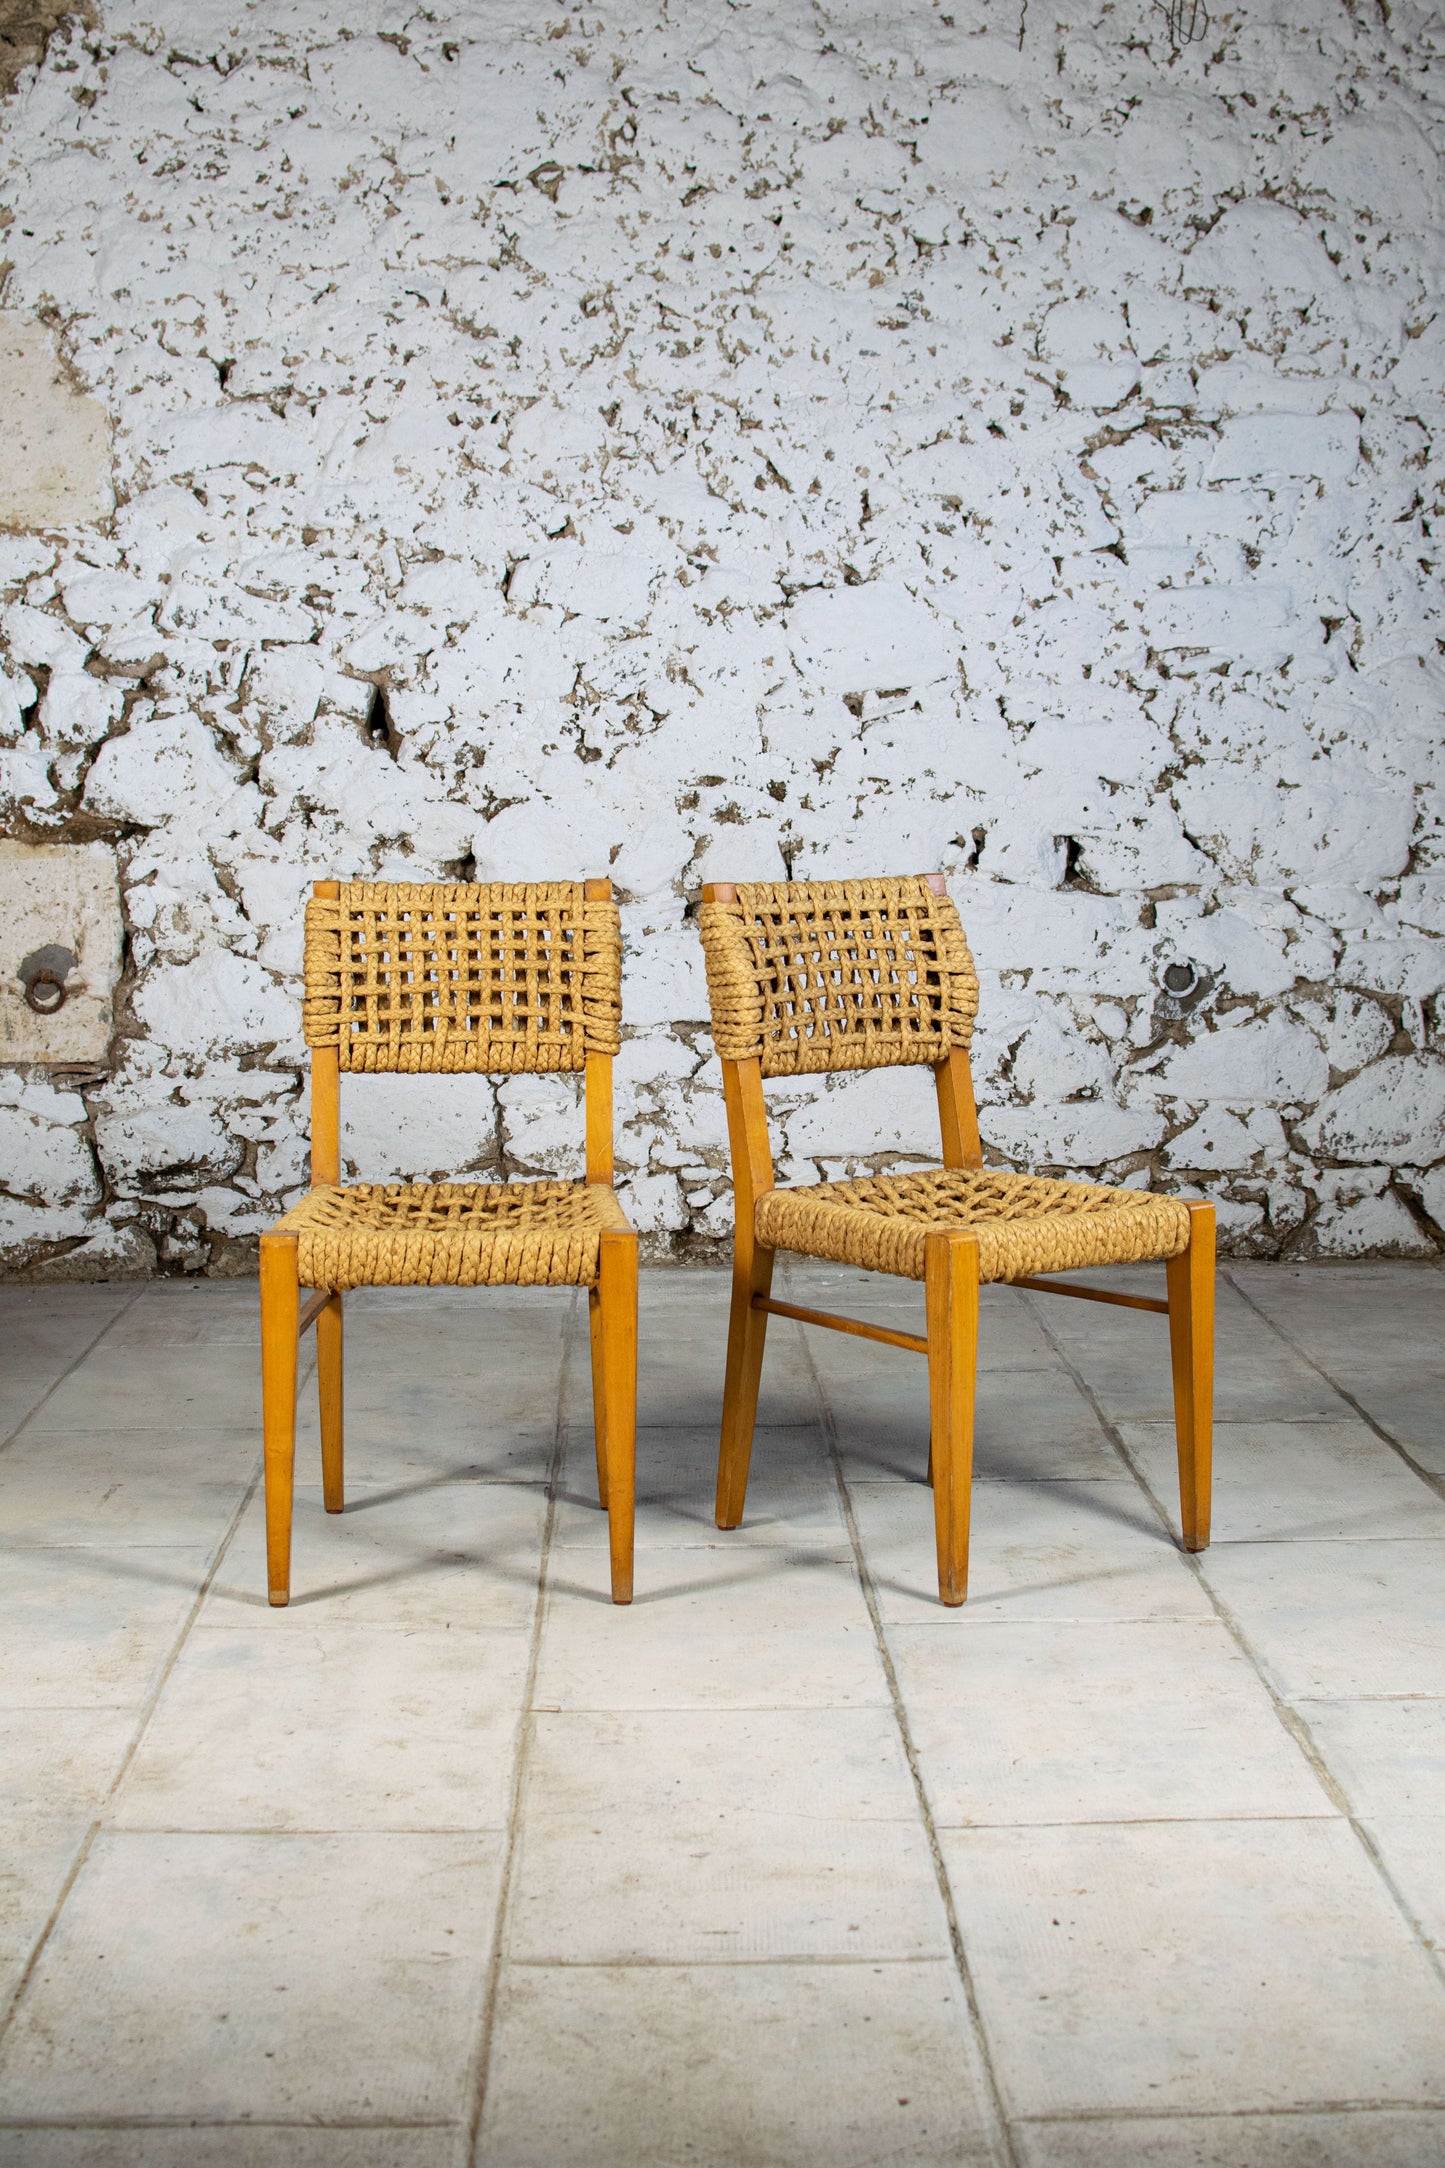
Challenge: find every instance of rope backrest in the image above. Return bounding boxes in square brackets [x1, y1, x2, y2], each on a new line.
[303, 881, 622, 1073]
[698, 876, 979, 1077]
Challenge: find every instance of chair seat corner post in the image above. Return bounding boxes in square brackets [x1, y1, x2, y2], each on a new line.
[260, 1228, 301, 1606]
[924, 1229, 981, 1606]
[716, 1054, 775, 1531]
[597, 1226, 638, 1605]
[1166, 1199, 1215, 1553]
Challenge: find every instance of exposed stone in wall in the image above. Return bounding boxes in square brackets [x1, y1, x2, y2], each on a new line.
[0, 1, 77, 104]
[0, 313, 113, 528]
[0, 836, 122, 1059]
[0, 0, 1441, 1275]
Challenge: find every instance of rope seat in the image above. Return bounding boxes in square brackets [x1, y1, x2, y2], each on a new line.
[755, 1167, 1192, 1284]
[272, 1180, 631, 1291]
[698, 876, 979, 1077]
[303, 881, 622, 1074]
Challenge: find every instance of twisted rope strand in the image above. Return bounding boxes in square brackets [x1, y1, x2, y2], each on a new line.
[304, 881, 622, 1073]
[699, 876, 978, 1076]
[274, 1179, 631, 1290]
[756, 1166, 1191, 1284]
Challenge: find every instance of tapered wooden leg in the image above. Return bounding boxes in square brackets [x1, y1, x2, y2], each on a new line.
[925, 1231, 980, 1607]
[1166, 1201, 1215, 1552]
[260, 1232, 300, 1607]
[716, 1237, 775, 1529]
[317, 1292, 344, 1514]
[596, 1230, 637, 1604]
[588, 1284, 609, 1510]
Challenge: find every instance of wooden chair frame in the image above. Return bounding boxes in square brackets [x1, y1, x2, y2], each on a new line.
[704, 876, 1214, 1607]
[260, 876, 637, 1608]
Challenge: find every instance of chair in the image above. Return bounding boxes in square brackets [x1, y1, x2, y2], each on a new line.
[259, 877, 638, 1607]
[697, 874, 1212, 1606]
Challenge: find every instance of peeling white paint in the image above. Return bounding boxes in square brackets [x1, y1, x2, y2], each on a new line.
[0, 0, 1441, 1275]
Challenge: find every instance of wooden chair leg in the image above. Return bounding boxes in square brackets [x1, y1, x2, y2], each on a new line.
[260, 1232, 300, 1608]
[1166, 1201, 1215, 1552]
[716, 1239, 775, 1529]
[597, 1229, 637, 1604]
[925, 1230, 980, 1607]
[317, 1292, 344, 1514]
[588, 1284, 609, 1511]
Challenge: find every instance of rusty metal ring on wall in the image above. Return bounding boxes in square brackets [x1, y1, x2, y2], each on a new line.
[23, 969, 68, 1015]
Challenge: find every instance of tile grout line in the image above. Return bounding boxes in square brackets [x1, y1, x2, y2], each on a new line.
[788, 1270, 1023, 2168]
[1224, 1266, 1445, 1505]
[0, 1295, 322, 2063]
[0, 1282, 208, 2059]
[0, 1282, 150, 1460]
[463, 1286, 579, 2168]
[0, 1458, 269, 2063]
[1022, 1285, 1445, 2008]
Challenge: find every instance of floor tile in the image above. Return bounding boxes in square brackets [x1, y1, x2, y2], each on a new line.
[26, 1347, 269, 1434]
[0, 1546, 212, 1709]
[852, 1479, 1211, 1622]
[206, 1481, 547, 1628]
[0, 2135, 465, 2168]
[535, 1542, 887, 1709]
[0, 1429, 256, 1547]
[1297, 1699, 1445, 1816]
[1123, 1419, 1445, 1544]
[1027, 1276, 1346, 1426]
[511, 1708, 946, 1962]
[0, 1709, 137, 1814]
[1362, 1815, 1445, 1952]
[1199, 1541, 1445, 1700]
[0, 1815, 92, 2012]
[112, 1624, 527, 1832]
[1012, 2109, 1445, 2167]
[894, 1619, 1329, 1824]
[476, 1960, 1004, 2167]
[0, 1289, 138, 1440]
[1226, 1263, 1445, 1461]
[0, 1831, 503, 2123]
[104, 1282, 262, 1348]
[555, 1424, 840, 1550]
[942, 1819, 1445, 2116]
[294, 1402, 558, 1488]
[828, 1365, 1123, 1485]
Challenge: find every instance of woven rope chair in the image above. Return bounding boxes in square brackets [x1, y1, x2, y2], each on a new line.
[698, 874, 1213, 1606]
[259, 877, 638, 1606]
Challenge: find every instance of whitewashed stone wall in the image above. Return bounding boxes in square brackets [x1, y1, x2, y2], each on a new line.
[1, 0, 1442, 1275]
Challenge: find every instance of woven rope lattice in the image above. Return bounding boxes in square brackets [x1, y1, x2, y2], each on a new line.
[755, 1167, 1191, 1285]
[698, 877, 979, 1077]
[273, 1180, 631, 1290]
[304, 882, 622, 1074]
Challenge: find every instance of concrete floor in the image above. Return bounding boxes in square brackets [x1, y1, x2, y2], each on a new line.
[0, 1259, 1443, 2166]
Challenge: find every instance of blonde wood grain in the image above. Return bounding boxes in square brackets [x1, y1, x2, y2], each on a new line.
[588, 1282, 609, 1511]
[935, 1046, 983, 1169]
[925, 1229, 980, 1607]
[317, 1293, 344, 1513]
[597, 1227, 638, 1603]
[585, 1052, 613, 1187]
[1166, 1199, 1215, 1552]
[583, 878, 614, 1187]
[260, 1230, 300, 1607]
[715, 1052, 776, 1529]
[755, 1294, 927, 1358]
[1015, 1276, 1169, 1315]
[310, 881, 342, 1186]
